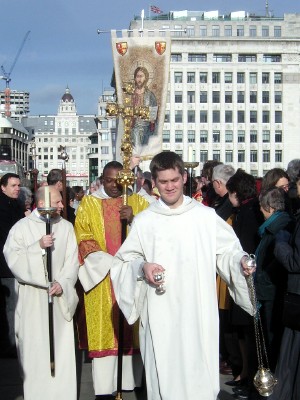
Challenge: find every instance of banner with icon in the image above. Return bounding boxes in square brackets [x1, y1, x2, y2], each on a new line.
[111, 30, 170, 159]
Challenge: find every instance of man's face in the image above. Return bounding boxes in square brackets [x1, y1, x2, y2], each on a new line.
[297, 179, 300, 197]
[102, 168, 123, 198]
[50, 189, 64, 216]
[153, 168, 186, 209]
[76, 189, 85, 201]
[1, 177, 21, 199]
[228, 192, 240, 208]
[135, 70, 146, 89]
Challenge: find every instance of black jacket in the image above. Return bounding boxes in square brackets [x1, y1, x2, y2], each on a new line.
[0, 192, 24, 277]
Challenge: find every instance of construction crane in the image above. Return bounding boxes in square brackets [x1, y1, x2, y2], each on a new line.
[0, 30, 31, 117]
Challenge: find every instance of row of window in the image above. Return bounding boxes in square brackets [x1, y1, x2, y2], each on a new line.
[163, 130, 282, 144]
[165, 110, 282, 124]
[174, 71, 282, 84]
[172, 53, 281, 63]
[174, 90, 282, 104]
[165, 24, 281, 39]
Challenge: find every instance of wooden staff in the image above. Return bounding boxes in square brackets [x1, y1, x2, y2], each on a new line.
[59, 147, 69, 220]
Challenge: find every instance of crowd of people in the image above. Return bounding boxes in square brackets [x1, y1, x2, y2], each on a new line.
[0, 154, 300, 400]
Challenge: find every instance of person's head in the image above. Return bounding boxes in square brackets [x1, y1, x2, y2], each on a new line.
[134, 66, 149, 89]
[296, 172, 300, 197]
[134, 167, 144, 192]
[226, 169, 257, 207]
[142, 179, 152, 195]
[261, 168, 290, 193]
[0, 173, 21, 199]
[47, 169, 63, 192]
[89, 180, 97, 193]
[201, 160, 223, 185]
[35, 186, 64, 216]
[66, 186, 76, 207]
[73, 186, 85, 201]
[287, 159, 300, 182]
[194, 176, 203, 192]
[259, 187, 285, 220]
[102, 161, 123, 198]
[150, 151, 186, 208]
[212, 164, 235, 197]
[18, 187, 33, 210]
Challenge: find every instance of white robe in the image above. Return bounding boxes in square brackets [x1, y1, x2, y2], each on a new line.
[111, 197, 253, 400]
[4, 212, 79, 400]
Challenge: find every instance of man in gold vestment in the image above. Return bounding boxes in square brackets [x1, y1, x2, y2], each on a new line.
[75, 161, 148, 397]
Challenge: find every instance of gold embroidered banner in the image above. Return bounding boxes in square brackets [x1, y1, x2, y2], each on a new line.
[111, 30, 170, 159]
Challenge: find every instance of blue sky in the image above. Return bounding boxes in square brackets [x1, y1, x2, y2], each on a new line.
[1, 0, 299, 115]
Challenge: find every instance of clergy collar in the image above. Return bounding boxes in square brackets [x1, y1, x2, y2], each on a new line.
[158, 195, 190, 210]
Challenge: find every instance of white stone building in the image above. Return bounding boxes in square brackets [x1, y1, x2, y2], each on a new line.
[129, 10, 300, 176]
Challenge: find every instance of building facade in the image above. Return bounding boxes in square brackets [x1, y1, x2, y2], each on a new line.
[130, 10, 300, 176]
[0, 90, 30, 121]
[22, 87, 97, 187]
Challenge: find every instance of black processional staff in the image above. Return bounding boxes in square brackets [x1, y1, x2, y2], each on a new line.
[58, 146, 69, 221]
[38, 186, 56, 377]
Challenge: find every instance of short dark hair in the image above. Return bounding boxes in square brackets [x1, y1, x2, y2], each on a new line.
[103, 161, 123, 175]
[134, 66, 149, 84]
[0, 173, 20, 188]
[72, 186, 83, 194]
[47, 169, 62, 185]
[150, 151, 185, 180]
[226, 169, 257, 203]
[261, 168, 289, 191]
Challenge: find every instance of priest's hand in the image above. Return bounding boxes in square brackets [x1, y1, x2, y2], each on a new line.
[48, 281, 63, 296]
[143, 262, 165, 285]
[40, 233, 54, 249]
[119, 205, 134, 223]
[240, 255, 256, 276]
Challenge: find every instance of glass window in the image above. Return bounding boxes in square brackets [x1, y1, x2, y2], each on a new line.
[225, 151, 233, 163]
[174, 72, 183, 83]
[275, 150, 282, 162]
[237, 91, 245, 103]
[212, 91, 220, 103]
[187, 91, 195, 103]
[238, 130, 245, 142]
[200, 25, 207, 36]
[263, 54, 281, 63]
[174, 25, 183, 37]
[225, 91, 232, 103]
[263, 150, 270, 162]
[275, 111, 282, 123]
[175, 110, 183, 123]
[225, 110, 233, 123]
[212, 25, 220, 37]
[250, 150, 258, 162]
[250, 26, 257, 37]
[250, 111, 257, 123]
[175, 91, 182, 103]
[200, 110, 208, 123]
[238, 110, 245, 123]
[200, 130, 208, 143]
[213, 130, 220, 142]
[250, 72, 257, 84]
[238, 54, 257, 62]
[188, 53, 207, 62]
[213, 54, 232, 62]
[262, 130, 270, 142]
[162, 130, 170, 143]
[274, 72, 282, 84]
[238, 150, 245, 162]
[225, 25, 232, 36]
[225, 130, 233, 142]
[187, 110, 195, 123]
[262, 26, 269, 37]
[275, 130, 282, 142]
[275, 91, 282, 103]
[262, 111, 270, 123]
[274, 26, 281, 37]
[200, 150, 208, 162]
[200, 72, 208, 83]
[171, 53, 182, 62]
[224, 72, 233, 83]
[186, 25, 195, 36]
[212, 72, 220, 83]
[164, 110, 170, 123]
[213, 150, 221, 162]
[213, 110, 220, 123]
[262, 91, 269, 103]
[237, 25, 244, 36]
[188, 130, 195, 143]
[250, 91, 257, 103]
[250, 130, 257, 143]
[237, 72, 245, 83]
[175, 130, 183, 142]
[187, 72, 195, 83]
[200, 91, 207, 103]
[262, 72, 270, 84]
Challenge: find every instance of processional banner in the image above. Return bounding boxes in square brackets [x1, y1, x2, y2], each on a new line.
[111, 29, 171, 160]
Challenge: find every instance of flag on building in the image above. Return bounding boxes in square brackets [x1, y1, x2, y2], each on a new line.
[150, 5, 162, 14]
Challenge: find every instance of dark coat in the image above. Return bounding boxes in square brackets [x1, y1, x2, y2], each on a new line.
[0, 192, 24, 277]
[255, 211, 293, 301]
[275, 213, 300, 295]
[214, 193, 233, 222]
